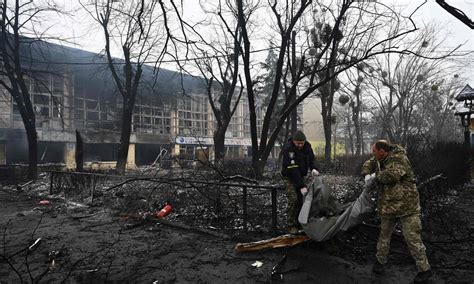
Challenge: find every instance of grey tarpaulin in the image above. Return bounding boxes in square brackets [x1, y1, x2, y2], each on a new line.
[298, 176, 375, 242]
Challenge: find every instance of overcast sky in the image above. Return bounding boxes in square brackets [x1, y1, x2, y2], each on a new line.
[53, 1, 472, 49]
[401, 0, 474, 84]
[403, 0, 473, 47]
[48, 0, 473, 84]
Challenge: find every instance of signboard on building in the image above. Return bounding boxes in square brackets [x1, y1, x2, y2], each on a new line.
[175, 136, 252, 146]
[176, 136, 213, 145]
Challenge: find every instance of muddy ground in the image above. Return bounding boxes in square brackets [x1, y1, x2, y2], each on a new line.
[1, 175, 473, 283]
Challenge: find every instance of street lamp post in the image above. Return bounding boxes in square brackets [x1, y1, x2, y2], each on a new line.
[455, 84, 474, 148]
[455, 110, 472, 146]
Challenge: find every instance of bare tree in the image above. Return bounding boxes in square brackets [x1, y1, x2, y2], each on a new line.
[338, 65, 369, 155]
[436, 0, 474, 29]
[191, 1, 245, 164]
[233, 0, 426, 177]
[256, 44, 292, 151]
[80, 0, 188, 174]
[362, 25, 462, 145]
[417, 74, 464, 144]
[0, 0, 63, 179]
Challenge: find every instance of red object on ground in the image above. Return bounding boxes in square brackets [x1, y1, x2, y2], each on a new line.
[157, 204, 172, 218]
[39, 200, 50, 205]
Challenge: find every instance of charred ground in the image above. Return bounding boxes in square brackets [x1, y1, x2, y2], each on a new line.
[0, 168, 473, 283]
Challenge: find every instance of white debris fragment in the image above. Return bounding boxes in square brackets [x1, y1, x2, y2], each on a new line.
[28, 238, 42, 251]
[66, 201, 88, 208]
[251, 261, 263, 268]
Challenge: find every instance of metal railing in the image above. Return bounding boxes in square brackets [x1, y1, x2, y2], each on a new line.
[49, 171, 285, 235]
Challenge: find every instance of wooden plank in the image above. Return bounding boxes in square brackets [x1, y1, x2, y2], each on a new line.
[234, 234, 310, 252]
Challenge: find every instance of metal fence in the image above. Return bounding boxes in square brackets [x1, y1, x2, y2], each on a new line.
[49, 171, 286, 235]
[50, 171, 124, 203]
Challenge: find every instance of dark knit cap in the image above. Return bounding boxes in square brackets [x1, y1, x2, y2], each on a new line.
[293, 130, 306, 141]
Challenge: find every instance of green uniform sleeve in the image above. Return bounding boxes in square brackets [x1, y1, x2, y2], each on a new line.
[376, 157, 407, 185]
[361, 157, 377, 176]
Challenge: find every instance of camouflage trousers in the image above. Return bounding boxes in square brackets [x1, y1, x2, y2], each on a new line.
[284, 178, 303, 228]
[376, 213, 431, 272]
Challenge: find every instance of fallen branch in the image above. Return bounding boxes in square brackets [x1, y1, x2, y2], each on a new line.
[105, 178, 158, 192]
[220, 175, 258, 184]
[123, 221, 146, 230]
[0, 254, 24, 283]
[271, 254, 287, 280]
[17, 180, 34, 191]
[69, 212, 103, 220]
[360, 222, 403, 239]
[79, 221, 117, 232]
[120, 213, 230, 239]
[154, 217, 230, 239]
[61, 232, 122, 283]
[418, 174, 446, 189]
[432, 259, 474, 270]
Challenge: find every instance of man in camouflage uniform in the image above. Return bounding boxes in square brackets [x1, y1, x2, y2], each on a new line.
[281, 130, 320, 234]
[362, 140, 432, 283]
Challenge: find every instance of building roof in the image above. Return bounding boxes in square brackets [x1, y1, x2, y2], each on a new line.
[3, 35, 207, 102]
[455, 84, 474, 102]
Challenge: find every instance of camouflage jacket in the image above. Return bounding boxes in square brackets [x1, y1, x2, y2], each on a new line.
[361, 144, 420, 217]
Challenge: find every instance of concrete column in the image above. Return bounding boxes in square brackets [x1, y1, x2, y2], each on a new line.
[173, 144, 180, 156]
[208, 145, 215, 161]
[239, 146, 245, 158]
[126, 143, 137, 170]
[170, 109, 177, 137]
[64, 142, 76, 169]
[0, 142, 6, 164]
[170, 144, 181, 168]
[64, 67, 75, 130]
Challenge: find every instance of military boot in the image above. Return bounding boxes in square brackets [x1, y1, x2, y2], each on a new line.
[372, 260, 385, 274]
[414, 269, 432, 283]
[287, 227, 299, 234]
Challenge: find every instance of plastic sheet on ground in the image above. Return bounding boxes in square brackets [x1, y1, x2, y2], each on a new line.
[298, 176, 375, 242]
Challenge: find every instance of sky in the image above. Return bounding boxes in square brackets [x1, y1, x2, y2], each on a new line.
[44, 0, 473, 84]
[401, 0, 473, 50]
[387, 0, 474, 85]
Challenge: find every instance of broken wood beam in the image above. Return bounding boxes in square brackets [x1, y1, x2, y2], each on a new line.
[234, 234, 310, 252]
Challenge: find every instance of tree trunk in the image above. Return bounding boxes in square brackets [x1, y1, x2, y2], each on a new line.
[352, 105, 362, 156]
[75, 130, 83, 172]
[323, 116, 332, 163]
[277, 118, 291, 171]
[24, 120, 37, 180]
[356, 124, 363, 155]
[290, 31, 297, 134]
[346, 113, 354, 155]
[116, 99, 134, 174]
[213, 128, 226, 163]
[252, 156, 266, 179]
[321, 78, 335, 164]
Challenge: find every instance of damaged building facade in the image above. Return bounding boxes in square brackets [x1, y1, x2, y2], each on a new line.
[0, 39, 274, 169]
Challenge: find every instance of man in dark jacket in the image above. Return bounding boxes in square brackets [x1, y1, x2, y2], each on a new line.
[281, 130, 319, 234]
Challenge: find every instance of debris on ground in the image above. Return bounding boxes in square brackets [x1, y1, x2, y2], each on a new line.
[0, 170, 472, 282]
[251, 261, 263, 268]
[234, 234, 310, 252]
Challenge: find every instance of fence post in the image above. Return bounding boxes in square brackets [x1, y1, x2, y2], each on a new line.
[49, 171, 54, 195]
[243, 186, 247, 233]
[91, 174, 96, 203]
[271, 188, 277, 236]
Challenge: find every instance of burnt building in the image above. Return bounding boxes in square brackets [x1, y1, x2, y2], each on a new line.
[0, 39, 268, 169]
